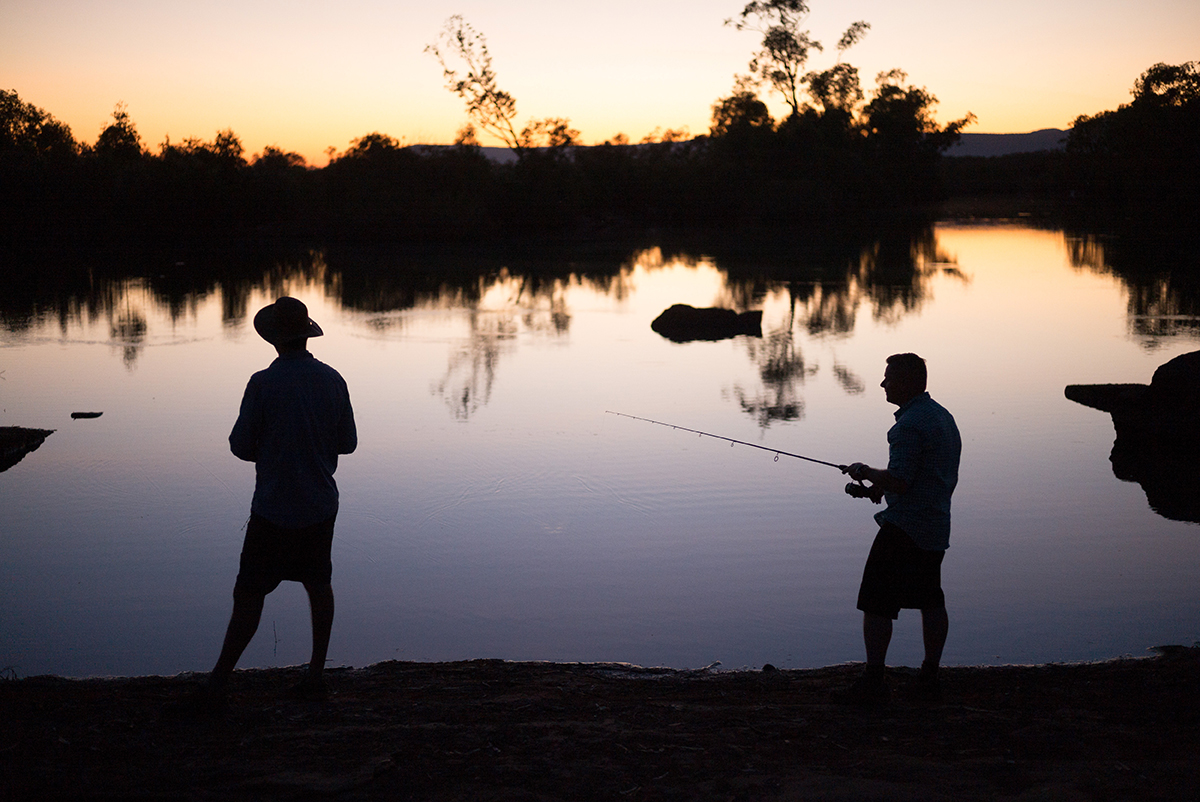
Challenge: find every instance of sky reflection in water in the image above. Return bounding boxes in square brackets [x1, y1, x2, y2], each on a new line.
[2, 223, 1198, 678]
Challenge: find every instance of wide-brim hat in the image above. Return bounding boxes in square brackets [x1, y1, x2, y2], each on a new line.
[253, 297, 323, 345]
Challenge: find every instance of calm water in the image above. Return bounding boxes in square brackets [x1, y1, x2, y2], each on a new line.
[2, 223, 1198, 678]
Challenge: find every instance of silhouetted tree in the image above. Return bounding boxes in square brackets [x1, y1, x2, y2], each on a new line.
[725, 1, 868, 119]
[0, 90, 80, 243]
[2, 18, 978, 248]
[1066, 61, 1200, 232]
[1133, 61, 1200, 107]
[454, 123, 480, 146]
[518, 117, 580, 150]
[93, 103, 144, 161]
[248, 146, 312, 238]
[253, 145, 307, 171]
[428, 16, 583, 167]
[806, 63, 863, 116]
[341, 132, 403, 160]
[209, 129, 247, 166]
[861, 70, 971, 153]
[0, 89, 78, 159]
[859, 70, 974, 203]
[710, 89, 775, 137]
[427, 16, 524, 155]
[805, 21, 868, 118]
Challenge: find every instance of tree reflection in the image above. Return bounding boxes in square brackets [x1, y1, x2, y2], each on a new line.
[433, 311, 507, 420]
[729, 326, 817, 426]
[712, 224, 960, 428]
[832, 361, 866, 394]
[1066, 234, 1200, 344]
[111, 305, 147, 369]
[426, 271, 575, 419]
[792, 282, 858, 336]
[853, 225, 961, 326]
[0, 227, 960, 422]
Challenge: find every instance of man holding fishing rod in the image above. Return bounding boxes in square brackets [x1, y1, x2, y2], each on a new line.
[168, 297, 357, 717]
[836, 352, 961, 706]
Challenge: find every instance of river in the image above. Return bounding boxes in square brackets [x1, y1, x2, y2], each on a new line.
[2, 221, 1197, 677]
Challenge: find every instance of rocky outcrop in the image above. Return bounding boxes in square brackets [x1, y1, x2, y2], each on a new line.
[1065, 350, 1200, 523]
[0, 426, 55, 473]
[651, 304, 763, 343]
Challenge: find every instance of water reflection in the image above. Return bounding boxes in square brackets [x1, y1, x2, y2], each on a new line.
[431, 274, 573, 420]
[854, 227, 961, 326]
[1, 228, 962, 432]
[1066, 350, 1200, 524]
[110, 291, 149, 368]
[7, 223, 1200, 677]
[0, 224, 1033, 428]
[1066, 234, 1200, 343]
[4, 228, 961, 323]
[0, 427, 54, 472]
[730, 327, 817, 426]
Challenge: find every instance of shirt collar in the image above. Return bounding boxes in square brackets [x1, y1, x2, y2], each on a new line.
[894, 391, 931, 420]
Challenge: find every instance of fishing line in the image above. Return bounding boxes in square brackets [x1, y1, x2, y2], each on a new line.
[605, 411, 847, 471]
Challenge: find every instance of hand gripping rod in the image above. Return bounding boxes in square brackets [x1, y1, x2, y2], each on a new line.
[605, 411, 848, 471]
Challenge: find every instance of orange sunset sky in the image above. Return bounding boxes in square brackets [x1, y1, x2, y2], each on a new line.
[3, 0, 1198, 165]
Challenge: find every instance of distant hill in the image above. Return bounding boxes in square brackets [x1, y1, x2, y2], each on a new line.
[439, 130, 1069, 163]
[479, 146, 518, 164]
[947, 129, 1067, 158]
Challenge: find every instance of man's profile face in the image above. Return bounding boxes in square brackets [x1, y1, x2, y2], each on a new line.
[881, 363, 920, 406]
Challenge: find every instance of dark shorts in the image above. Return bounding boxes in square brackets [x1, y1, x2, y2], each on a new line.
[234, 512, 336, 596]
[856, 522, 945, 619]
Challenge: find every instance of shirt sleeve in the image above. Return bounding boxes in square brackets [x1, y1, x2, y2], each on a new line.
[228, 378, 260, 462]
[886, 419, 922, 487]
[337, 386, 358, 456]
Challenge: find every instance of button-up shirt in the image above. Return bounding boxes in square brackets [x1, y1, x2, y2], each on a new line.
[229, 351, 357, 528]
[874, 392, 961, 551]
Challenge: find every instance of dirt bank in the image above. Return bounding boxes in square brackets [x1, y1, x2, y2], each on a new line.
[3, 648, 1199, 801]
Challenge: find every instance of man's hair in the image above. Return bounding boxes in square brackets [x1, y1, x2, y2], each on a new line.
[886, 352, 927, 390]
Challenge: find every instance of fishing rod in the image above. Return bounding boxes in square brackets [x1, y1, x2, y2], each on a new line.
[605, 411, 879, 500]
[609, 410, 883, 497]
[605, 409, 844, 467]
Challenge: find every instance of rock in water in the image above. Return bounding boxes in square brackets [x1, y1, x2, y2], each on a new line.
[651, 304, 763, 343]
[1065, 350, 1200, 522]
[0, 427, 55, 473]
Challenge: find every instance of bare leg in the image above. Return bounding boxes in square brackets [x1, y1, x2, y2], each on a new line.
[303, 582, 335, 681]
[863, 613, 893, 669]
[921, 606, 949, 668]
[833, 612, 894, 704]
[209, 587, 266, 688]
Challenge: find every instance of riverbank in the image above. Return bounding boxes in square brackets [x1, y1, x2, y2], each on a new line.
[3, 647, 1198, 801]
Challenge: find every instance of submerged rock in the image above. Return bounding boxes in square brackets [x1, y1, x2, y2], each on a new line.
[1066, 350, 1200, 523]
[651, 304, 763, 343]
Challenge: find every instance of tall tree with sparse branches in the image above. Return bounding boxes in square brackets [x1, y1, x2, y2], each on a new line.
[727, 1, 869, 119]
[426, 16, 524, 154]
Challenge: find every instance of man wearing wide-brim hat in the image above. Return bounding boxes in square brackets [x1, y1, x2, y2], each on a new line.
[171, 296, 357, 714]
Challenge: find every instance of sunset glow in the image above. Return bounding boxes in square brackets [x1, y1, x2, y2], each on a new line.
[4, 0, 1197, 165]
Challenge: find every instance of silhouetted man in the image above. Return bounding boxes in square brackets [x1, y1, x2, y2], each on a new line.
[837, 353, 960, 705]
[171, 296, 356, 715]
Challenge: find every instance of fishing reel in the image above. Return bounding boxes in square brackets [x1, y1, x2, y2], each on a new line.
[845, 481, 881, 503]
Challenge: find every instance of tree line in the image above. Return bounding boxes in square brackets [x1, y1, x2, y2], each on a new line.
[2, 1, 1193, 245]
[1063, 61, 1199, 232]
[940, 61, 1199, 234]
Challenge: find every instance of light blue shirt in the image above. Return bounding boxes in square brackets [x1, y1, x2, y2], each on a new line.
[229, 351, 357, 528]
[874, 392, 961, 551]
